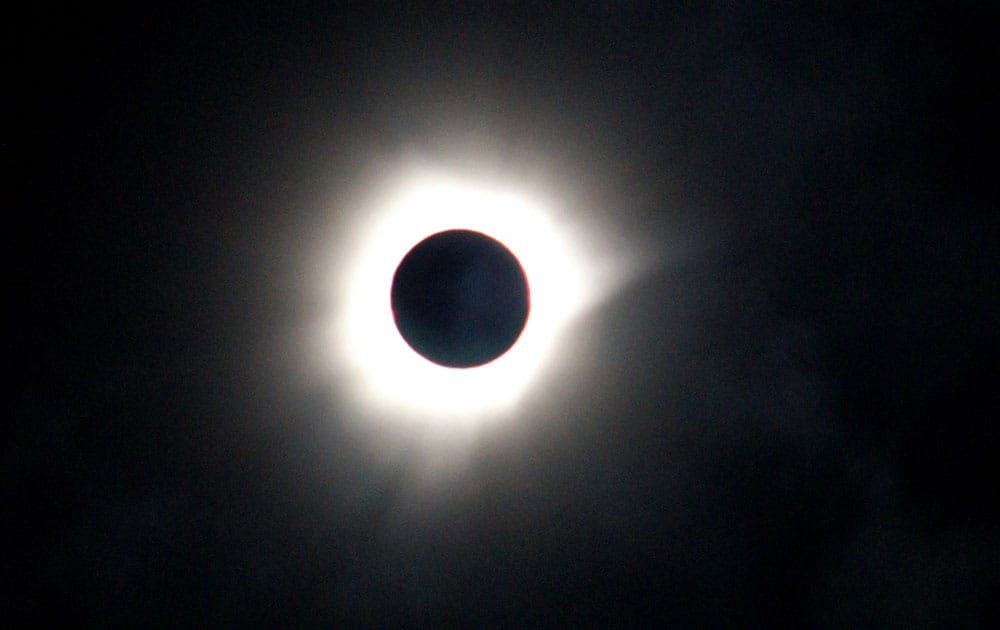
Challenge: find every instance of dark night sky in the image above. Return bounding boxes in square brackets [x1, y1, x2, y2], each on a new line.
[7, 2, 999, 625]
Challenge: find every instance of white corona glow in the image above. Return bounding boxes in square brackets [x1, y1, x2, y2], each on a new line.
[328, 168, 601, 425]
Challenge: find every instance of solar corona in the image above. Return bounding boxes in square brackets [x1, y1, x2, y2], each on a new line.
[322, 168, 605, 423]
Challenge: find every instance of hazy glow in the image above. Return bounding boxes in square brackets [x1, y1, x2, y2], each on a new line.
[325, 168, 605, 426]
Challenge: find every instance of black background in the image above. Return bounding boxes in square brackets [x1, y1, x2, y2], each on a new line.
[7, 2, 998, 625]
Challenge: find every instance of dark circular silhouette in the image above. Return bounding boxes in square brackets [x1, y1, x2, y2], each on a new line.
[391, 229, 530, 368]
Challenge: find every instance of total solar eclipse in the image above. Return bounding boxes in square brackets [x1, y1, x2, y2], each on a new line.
[390, 229, 530, 368]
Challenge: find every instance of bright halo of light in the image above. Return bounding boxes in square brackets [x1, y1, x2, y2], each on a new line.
[321, 165, 617, 427]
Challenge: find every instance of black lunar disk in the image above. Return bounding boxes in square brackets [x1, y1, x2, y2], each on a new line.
[391, 229, 530, 368]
